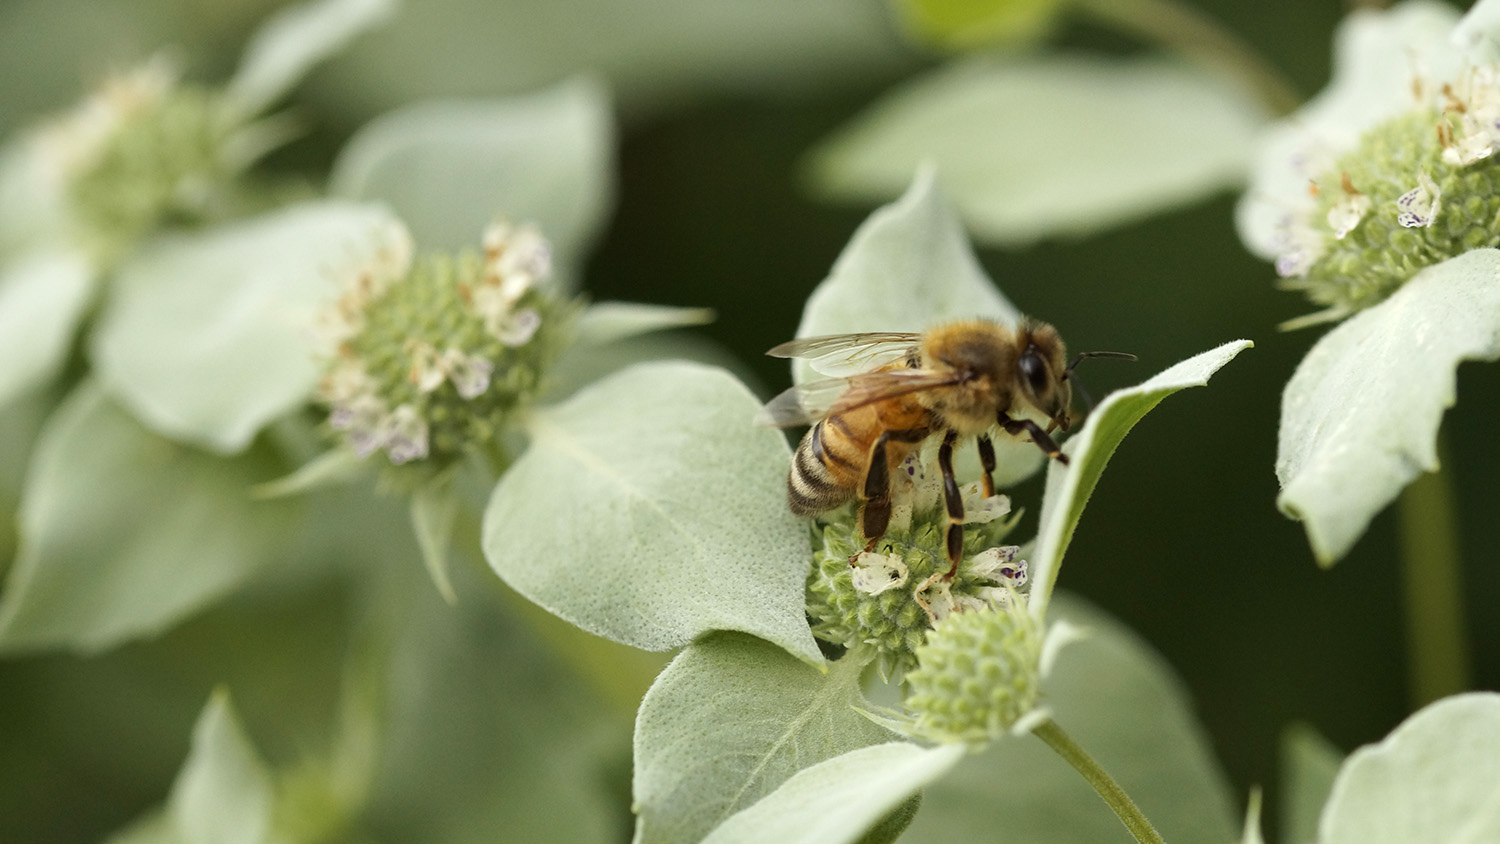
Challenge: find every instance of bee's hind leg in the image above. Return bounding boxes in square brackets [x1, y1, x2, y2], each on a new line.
[938, 430, 965, 581]
[856, 427, 927, 558]
[976, 434, 996, 498]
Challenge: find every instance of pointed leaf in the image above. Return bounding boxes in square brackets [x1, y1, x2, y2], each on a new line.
[1029, 340, 1250, 617]
[1319, 693, 1500, 844]
[409, 472, 458, 604]
[1277, 250, 1500, 564]
[330, 79, 614, 268]
[0, 382, 292, 653]
[572, 301, 715, 348]
[0, 250, 95, 407]
[1241, 789, 1267, 844]
[168, 692, 275, 844]
[702, 742, 964, 844]
[226, 0, 397, 116]
[905, 596, 1238, 843]
[811, 55, 1267, 247]
[485, 361, 820, 662]
[633, 634, 896, 844]
[1281, 724, 1344, 844]
[91, 201, 398, 453]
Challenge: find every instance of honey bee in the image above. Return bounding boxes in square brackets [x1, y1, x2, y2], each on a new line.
[757, 318, 1133, 581]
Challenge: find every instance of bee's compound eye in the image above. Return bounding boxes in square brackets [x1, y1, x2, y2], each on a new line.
[1019, 349, 1049, 395]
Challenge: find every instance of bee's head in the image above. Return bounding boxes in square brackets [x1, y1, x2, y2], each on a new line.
[1016, 321, 1072, 432]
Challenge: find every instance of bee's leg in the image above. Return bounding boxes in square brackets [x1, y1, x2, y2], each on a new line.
[858, 427, 927, 554]
[998, 411, 1070, 466]
[976, 434, 997, 498]
[938, 430, 965, 581]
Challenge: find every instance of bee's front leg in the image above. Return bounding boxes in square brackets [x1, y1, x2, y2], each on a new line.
[998, 411, 1070, 466]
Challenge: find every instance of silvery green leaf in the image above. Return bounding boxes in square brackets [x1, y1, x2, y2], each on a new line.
[701, 742, 965, 844]
[1455, 0, 1500, 52]
[225, 0, 397, 117]
[91, 201, 398, 454]
[904, 596, 1238, 843]
[168, 691, 275, 844]
[1276, 250, 1500, 565]
[572, 301, 715, 348]
[633, 634, 896, 844]
[0, 250, 95, 407]
[0, 382, 292, 653]
[1029, 340, 1252, 618]
[789, 171, 1036, 484]
[251, 447, 367, 500]
[409, 471, 459, 604]
[810, 55, 1268, 248]
[1319, 692, 1500, 844]
[1281, 724, 1344, 844]
[0, 139, 68, 256]
[484, 361, 821, 663]
[330, 79, 613, 270]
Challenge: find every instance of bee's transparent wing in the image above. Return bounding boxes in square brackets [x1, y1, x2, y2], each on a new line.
[754, 368, 959, 428]
[765, 332, 921, 377]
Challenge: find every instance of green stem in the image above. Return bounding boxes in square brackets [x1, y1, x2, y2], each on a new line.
[1395, 442, 1470, 707]
[1033, 718, 1166, 844]
[1071, 0, 1302, 116]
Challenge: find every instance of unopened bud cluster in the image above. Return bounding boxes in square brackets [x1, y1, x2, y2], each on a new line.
[314, 220, 575, 476]
[902, 603, 1042, 743]
[1274, 64, 1500, 322]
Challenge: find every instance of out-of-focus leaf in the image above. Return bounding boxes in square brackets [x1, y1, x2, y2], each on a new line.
[0, 382, 292, 653]
[633, 633, 895, 844]
[484, 361, 821, 663]
[330, 79, 614, 272]
[168, 692, 275, 844]
[891, 0, 1065, 49]
[1240, 789, 1266, 844]
[1319, 692, 1500, 844]
[1281, 724, 1344, 844]
[91, 201, 398, 454]
[409, 472, 458, 604]
[1029, 340, 1251, 617]
[904, 596, 1238, 843]
[226, 0, 396, 117]
[1455, 0, 1500, 51]
[0, 250, 94, 408]
[811, 55, 1268, 247]
[1276, 249, 1500, 565]
[571, 302, 715, 348]
[701, 742, 965, 844]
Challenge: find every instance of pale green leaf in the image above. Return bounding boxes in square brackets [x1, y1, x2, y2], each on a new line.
[633, 634, 896, 844]
[104, 811, 180, 844]
[1319, 692, 1500, 844]
[409, 472, 458, 604]
[484, 361, 821, 662]
[702, 742, 965, 844]
[251, 447, 367, 500]
[904, 595, 1238, 843]
[811, 55, 1268, 247]
[0, 382, 292, 654]
[168, 691, 275, 844]
[330, 79, 613, 268]
[226, 0, 397, 116]
[91, 201, 398, 454]
[1281, 724, 1344, 844]
[1456, 0, 1500, 52]
[1241, 788, 1266, 844]
[1029, 340, 1251, 618]
[1276, 250, 1500, 565]
[790, 171, 1038, 484]
[0, 250, 95, 407]
[572, 301, 715, 348]
[891, 0, 1064, 49]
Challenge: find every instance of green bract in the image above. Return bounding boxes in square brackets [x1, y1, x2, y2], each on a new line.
[903, 604, 1041, 743]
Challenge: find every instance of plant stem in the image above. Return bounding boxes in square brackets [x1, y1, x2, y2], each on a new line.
[1072, 0, 1302, 116]
[1033, 718, 1166, 844]
[1395, 441, 1470, 708]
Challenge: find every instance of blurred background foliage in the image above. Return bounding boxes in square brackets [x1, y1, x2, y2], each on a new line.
[0, 0, 1495, 841]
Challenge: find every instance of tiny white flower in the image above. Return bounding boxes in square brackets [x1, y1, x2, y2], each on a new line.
[1396, 171, 1443, 227]
[331, 394, 388, 457]
[960, 482, 1011, 524]
[442, 347, 494, 398]
[1271, 216, 1328, 279]
[967, 546, 1028, 587]
[406, 340, 447, 393]
[494, 307, 542, 347]
[1326, 188, 1372, 239]
[319, 358, 376, 404]
[379, 404, 429, 464]
[850, 551, 909, 595]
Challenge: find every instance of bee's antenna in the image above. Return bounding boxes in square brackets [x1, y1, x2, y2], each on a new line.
[1064, 350, 1137, 378]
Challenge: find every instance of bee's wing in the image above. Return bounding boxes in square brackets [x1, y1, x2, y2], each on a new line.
[754, 368, 960, 428]
[765, 332, 921, 377]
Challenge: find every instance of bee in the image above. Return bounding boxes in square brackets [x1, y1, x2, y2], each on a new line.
[757, 318, 1133, 581]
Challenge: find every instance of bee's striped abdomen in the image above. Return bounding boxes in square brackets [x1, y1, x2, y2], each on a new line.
[787, 419, 860, 515]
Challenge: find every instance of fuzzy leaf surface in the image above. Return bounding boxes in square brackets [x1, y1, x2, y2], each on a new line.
[633, 633, 895, 844]
[227, 0, 397, 115]
[91, 201, 397, 453]
[811, 55, 1266, 247]
[1030, 340, 1252, 617]
[0, 383, 290, 653]
[330, 79, 613, 269]
[1319, 692, 1500, 843]
[905, 596, 1238, 843]
[1282, 724, 1344, 844]
[168, 692, 275, 844]
[484, 361, 820, 662]
[702, 742, 963, 844]
[0, 250, 94, 408]
[1277, 250, 1500, 564]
